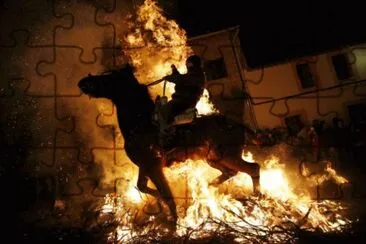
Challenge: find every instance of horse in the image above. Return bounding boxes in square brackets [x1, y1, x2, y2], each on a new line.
[78, 64, 261, 228]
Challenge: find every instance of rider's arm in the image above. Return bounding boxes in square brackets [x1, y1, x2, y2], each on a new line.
[176, 73, 205, 87]
[147, 78, 164, 86]
[164, 64, 182, 84]
[164, 74, 178, 83]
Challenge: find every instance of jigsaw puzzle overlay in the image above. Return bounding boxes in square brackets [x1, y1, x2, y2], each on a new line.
[1, 0, 366, 235]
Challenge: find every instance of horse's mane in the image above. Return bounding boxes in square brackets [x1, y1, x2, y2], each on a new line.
[122, 67, 155, 110]
[139, 83, 155, 109]
[103, 65, 155, 108]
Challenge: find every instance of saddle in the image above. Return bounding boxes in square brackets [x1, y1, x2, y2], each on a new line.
[173, 108, 198, 125]
[153, 96, 198, 125]
[153, 96, 198, 148]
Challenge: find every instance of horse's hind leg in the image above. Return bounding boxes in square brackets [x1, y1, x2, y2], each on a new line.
[220, 157, 261, 193]
[207, 160, 236, 185]
[209, 169, 236, 185]
[148, 166, 177, 227]
[137, 169, 159, 197]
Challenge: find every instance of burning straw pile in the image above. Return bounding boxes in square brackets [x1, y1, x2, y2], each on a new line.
[94, 153, 352, 243]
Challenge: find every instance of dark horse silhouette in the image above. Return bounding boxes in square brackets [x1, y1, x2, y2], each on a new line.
[78, 64, 261, 227]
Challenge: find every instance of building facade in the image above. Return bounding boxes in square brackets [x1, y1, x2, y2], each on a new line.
[188, 26, 258, 128]
[189, 26, 366, 130]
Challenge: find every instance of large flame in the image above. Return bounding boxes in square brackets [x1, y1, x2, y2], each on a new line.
[122, 0, 191, 96]
[121, 0, 217, 115]
[100, 151, 351, 243]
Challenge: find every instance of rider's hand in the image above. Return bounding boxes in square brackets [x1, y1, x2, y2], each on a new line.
[164, 74, 177, 83]
[164, 74, 173, 82]
[171, 64, 179, 75]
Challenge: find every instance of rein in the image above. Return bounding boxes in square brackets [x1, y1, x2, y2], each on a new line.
[146, 77, 168, 97]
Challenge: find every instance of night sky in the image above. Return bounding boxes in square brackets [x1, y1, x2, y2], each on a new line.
[166, 0, 365, 68]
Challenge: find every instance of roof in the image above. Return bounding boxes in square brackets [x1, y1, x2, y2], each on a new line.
[241, 36, 366, 70]
[188, 26, 239, 41]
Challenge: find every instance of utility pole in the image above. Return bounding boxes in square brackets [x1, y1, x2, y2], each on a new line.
[230, 27, 259, 130]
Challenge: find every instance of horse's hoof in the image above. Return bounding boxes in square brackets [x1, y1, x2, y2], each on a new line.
[163, 216, 177, 233]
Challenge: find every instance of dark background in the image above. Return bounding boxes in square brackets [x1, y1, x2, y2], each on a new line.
[164, 0, 365, 68]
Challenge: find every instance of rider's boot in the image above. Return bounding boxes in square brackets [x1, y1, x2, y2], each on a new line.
[159, 116, 176, 149]
[159, 123, 175, 149]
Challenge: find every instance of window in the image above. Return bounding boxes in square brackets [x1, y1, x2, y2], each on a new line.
[284, 115, 304, 136]
[296, 63, 316, 89]
[204, 58, 228, 81]
[331, 53, 352, 81]
[348, 103, 366, 123]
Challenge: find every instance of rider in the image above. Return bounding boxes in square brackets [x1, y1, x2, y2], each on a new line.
[163, 55, 205, 124]
[156, 55, 205, 146]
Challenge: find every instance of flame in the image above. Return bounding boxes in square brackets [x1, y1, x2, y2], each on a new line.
[196, 89, 219, 115]
[122, 0, 191, 96]
[121, 0, 217, 115]
[301, 161, 349, 186]
[100, 151, 351, 243]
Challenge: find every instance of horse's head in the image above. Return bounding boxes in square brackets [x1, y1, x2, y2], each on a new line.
[78, 64, 139, 101]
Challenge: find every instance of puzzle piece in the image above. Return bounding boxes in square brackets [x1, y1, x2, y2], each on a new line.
[0, 79, 73, 148]
[0, 32, 56, 96]
[55, 95, 114, 149]
[96, 106, 125, 148]
[53, 0, 119, 62]
[31, 148, 132, 198]
[95, 0, 132, 43]
[0, 0, 72, 46]
[37, 47, 108, 96]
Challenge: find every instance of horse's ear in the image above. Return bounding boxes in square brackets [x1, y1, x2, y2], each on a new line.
[125, 63, 136, 73]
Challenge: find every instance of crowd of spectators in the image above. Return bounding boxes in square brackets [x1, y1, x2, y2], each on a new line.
[254, 116, 366, 170]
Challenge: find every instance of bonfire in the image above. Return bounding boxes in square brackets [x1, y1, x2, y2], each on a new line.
[98, 151, 351, 243]
[92, 0, 352, 243]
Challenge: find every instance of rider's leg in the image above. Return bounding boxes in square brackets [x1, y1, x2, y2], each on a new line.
[166, 100, 194, 124]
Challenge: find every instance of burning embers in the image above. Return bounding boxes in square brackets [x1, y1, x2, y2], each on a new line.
[98, 151, 351, 243]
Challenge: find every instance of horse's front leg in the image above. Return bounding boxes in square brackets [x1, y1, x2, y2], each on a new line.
[137, 169, 159, 197]
[137, 167, 178, 230]
[148, 166, 177, 229]
[210, 171, 236, 185]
